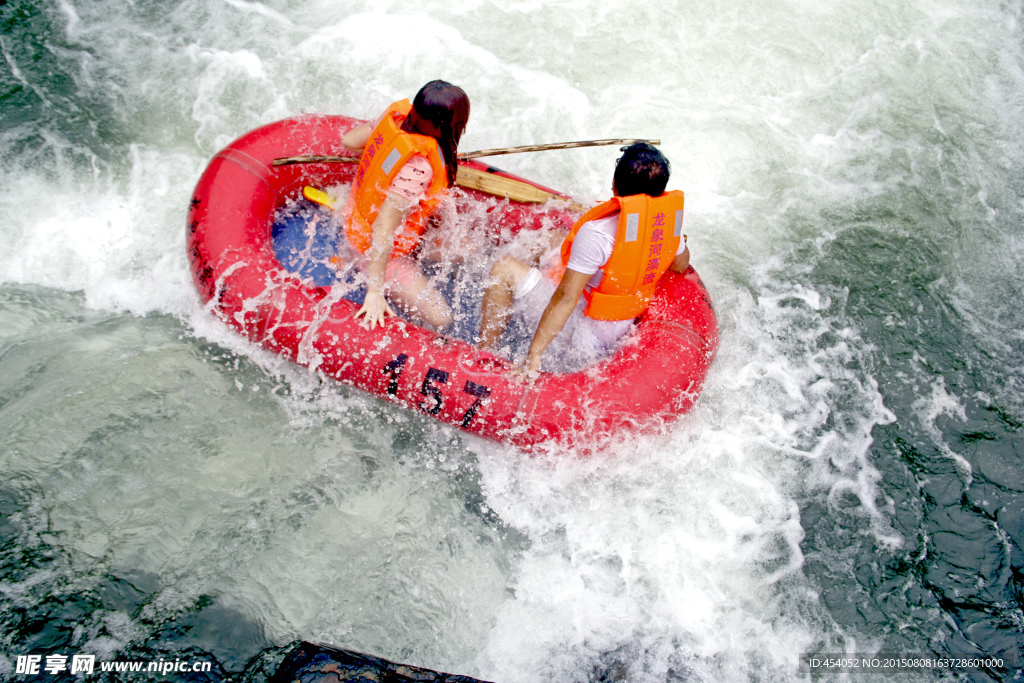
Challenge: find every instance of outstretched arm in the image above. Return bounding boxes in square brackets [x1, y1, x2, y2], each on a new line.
[517, 268, 591, 381]
[354, 198, 405, 329]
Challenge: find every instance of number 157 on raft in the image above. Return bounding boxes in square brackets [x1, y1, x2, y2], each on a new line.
[383, 354, 492, 428]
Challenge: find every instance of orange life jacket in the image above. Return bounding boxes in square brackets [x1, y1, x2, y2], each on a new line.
[560, 191, 685, 321]
[343, 100, 449, 258]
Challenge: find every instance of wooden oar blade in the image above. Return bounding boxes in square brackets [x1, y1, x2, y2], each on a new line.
[454, 166, 560, 204]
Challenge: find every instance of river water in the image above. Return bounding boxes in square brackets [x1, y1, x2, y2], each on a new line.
[1, 0, 1022, 680]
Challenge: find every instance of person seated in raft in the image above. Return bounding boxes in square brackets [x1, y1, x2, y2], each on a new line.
[477, 142, 690, 380]
[338, 80, 470, 330]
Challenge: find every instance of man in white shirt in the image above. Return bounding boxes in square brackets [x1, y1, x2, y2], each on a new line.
[478, 143, 690, 380]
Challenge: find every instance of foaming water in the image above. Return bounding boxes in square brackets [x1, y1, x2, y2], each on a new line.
[2, 0, 1023, 680]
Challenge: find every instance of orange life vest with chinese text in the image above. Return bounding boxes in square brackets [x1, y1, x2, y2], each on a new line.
[560, 191, 684, 321]
[344, 100, 449, 258]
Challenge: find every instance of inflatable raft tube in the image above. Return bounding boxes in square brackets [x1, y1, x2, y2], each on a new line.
[187, 114, 718, 450]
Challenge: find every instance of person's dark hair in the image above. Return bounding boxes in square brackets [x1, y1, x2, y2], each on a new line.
[612, 142, 670, 197]
[403, 80, 470, 187]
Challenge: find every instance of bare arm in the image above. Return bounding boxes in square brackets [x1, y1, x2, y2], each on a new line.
[354, 198, 405, 329]
[518, 268, 591, 380]
[519, 238, 687, 377]
[342, 123, 372, 153]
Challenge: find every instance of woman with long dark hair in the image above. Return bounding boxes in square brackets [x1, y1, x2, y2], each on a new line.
[339, 80, 470, 330]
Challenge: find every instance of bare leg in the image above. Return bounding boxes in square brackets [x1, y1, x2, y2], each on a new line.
[479, 256, 532, 348]
[388, 271, 453, 330]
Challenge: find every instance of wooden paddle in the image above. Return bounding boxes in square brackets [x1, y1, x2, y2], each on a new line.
[271, 138, 660, 167]
[301, 168, 579, 208]
[457, 138, 660, 160]
[279, 139, 658, 206]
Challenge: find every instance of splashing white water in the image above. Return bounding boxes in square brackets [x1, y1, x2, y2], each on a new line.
[2, 0, 1023, 679]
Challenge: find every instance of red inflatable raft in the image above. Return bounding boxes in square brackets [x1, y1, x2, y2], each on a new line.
[187, 115, 718, 450]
